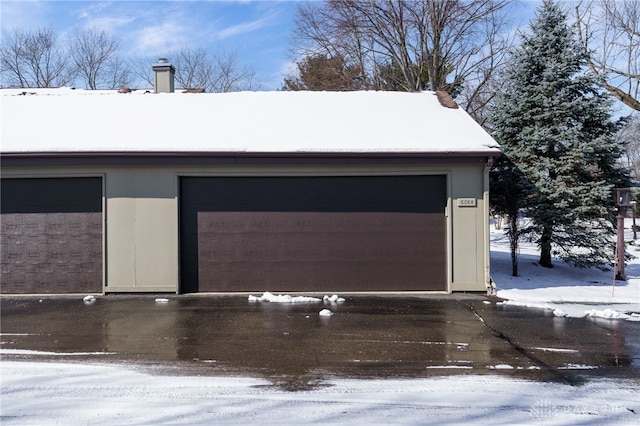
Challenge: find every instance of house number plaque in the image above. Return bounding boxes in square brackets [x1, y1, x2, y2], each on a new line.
[457, 198, 477, 207]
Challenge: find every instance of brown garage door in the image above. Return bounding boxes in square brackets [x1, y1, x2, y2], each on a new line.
[180, 176, 446, 293]
[1, 178, 103, 294]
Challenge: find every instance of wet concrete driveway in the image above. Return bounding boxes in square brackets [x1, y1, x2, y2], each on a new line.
[1, 295, 638, 390]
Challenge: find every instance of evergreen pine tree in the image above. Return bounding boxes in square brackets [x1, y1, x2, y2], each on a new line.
[491, 0, 630, 269]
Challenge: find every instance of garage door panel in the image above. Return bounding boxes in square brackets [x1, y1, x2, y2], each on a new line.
[200, 262, 443, 292]
[1, 178, 103, 294]
[1, 212, 103, 294]
[196, 211, 444, 292]
[196, 211, 440, 235]
[180, 176, 446, 293]
[197, 212, 441, 258]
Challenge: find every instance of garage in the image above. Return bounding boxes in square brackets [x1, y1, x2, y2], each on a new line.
[3, 88, 499, 294]
[179, 175, 447, 293]
[0, 177, 103, 294]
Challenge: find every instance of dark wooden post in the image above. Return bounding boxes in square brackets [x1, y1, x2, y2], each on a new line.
[614, 188, 631, 281]
[632, 201, 637, 240]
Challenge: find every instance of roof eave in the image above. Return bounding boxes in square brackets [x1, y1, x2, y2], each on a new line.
[1, 150, 500, 167]
[0, 149, 500, 159]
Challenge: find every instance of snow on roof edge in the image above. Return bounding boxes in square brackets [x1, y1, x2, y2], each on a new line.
[1, 89, 501, 155]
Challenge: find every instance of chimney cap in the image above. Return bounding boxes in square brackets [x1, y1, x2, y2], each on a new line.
[152, 57, 175, 71]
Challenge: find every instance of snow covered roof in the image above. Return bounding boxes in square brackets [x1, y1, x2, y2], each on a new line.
[0, 88, 500, 156]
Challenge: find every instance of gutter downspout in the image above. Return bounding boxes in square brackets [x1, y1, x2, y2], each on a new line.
[484, 156, 495, 295]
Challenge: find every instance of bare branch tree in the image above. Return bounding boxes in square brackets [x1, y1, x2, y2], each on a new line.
[70, 27, 128, 89]
[131, 48, 260, 92]
[130, 49, 212, 90]
[103, 55, 132, 90]
[0, 28, 29, 87]
[1, 27, 74, 88]
[172, 47, 214, 90]
[209, 49, 260, 92]
[618, 114, 640, 179]
[456, 6, 514, 129]
[289, 0, 511, 113]
[129, 55, 155, 89]
[292, 1, 374, 88]
[575, 0, 640, 111]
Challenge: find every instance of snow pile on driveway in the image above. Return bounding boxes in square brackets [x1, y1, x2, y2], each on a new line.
[323, 294, 346, 303]
[248, 292, 346, 304]
[491, 220, 640, 321]
[248, 292, 322, 303]
[247, 292, 345, 317]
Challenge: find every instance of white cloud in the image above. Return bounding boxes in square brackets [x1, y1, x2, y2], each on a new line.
[69, 1, 137, 33]
[82, 15, 136, 31]
[75, 1, 113, 20]
[216, 14, 274, 40]
[129, 20, 189, 55]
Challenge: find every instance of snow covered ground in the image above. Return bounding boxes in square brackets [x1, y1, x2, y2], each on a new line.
[2, 220, 639, 425]
[492, 219, 640, 321]
[1, 360, 638, 425]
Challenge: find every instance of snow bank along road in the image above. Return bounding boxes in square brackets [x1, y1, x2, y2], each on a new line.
[2, 360, 639, 425]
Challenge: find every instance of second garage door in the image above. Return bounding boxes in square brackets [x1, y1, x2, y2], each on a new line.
[180, 175, 447, 293]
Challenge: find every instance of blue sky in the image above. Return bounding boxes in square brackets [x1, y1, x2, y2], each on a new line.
[0, 0, 541, 90]
[0, 0, 300, 89]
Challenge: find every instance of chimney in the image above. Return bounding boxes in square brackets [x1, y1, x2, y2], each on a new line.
[152, 58, 175, 93]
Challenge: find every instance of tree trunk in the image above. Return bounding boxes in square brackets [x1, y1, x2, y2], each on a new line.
[539, 227, 553, 268]
[508, 213, 519, 276]
[510, 244, 518, 277]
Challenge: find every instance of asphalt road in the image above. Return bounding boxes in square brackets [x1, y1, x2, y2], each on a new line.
[1, 294, 638, 390]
